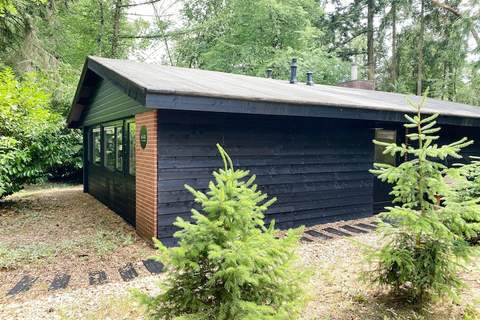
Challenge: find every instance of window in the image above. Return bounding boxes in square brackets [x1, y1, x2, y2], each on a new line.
[374, 129, 397, 166]
[115, 126, 123, 172]
[128, 122, 136, 175]
[104, 126, 115, 170]
[92, 127, 101, 165]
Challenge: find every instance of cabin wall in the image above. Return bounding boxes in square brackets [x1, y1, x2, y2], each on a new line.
[156, 110, 376, 244]
[82, 78, 147, 127]
[84, 79, 141, 227]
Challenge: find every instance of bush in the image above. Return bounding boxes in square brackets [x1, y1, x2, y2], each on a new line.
[365, 95, 476, 302]
[135, 144, 306, 320]
[0, 67, 81, 198]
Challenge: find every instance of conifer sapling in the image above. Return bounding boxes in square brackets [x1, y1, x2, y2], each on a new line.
[135, 144, 306, 320]
[365, 94, 476, 302]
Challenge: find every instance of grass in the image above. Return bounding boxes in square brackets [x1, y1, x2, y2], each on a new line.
[58, 295, 145, 320]
[0, 230, 134, 269]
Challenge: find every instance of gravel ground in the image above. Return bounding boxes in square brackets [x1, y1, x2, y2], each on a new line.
[2, 229, 478, 320]
[1, 185, 479, 319]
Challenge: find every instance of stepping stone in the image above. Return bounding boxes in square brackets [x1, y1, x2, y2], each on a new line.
[323, 227, 352, 237]
[143, 259, 164, 275]
[7, 276, 38, 296]
[119, 263, 138, 282]
[305, 229, 333, 240]
[355, 223, 377, 231]
[49, 274, 71, 291]
[300, 236, 313, 243]
[88, 271, 108, 285]
[340, 225, 369, 234]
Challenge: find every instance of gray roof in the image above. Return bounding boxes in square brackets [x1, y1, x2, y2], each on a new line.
[67, 56, 480, 127]
[90, 56, 480, 118]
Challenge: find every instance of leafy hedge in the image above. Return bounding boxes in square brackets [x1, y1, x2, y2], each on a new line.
[0, 67, 81, 198]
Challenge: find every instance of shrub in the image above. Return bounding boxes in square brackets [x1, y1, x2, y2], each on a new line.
[365, 95, 476, 302]
[0, 67, 81, 198]
[135, 144, 306, 320]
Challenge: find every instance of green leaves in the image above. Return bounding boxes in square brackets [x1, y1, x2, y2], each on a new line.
[0, 67, 82, 198]
[139, 144, 306, 320]
[366, 95, 476, 302]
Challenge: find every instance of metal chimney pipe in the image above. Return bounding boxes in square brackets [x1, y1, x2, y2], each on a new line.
[306, 71, 314, 86]
[289, 58, 298, 84]
[266, 68, 273, 79]
[351, 63, 358, 81]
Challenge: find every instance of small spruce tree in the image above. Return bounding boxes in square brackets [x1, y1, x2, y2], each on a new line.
[443, 157, 480, 244]
[135, 144, 306, 320]
[365, 95, 476, 302]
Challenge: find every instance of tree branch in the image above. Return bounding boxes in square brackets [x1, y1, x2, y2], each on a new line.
[120, 0, 163, 8]
[432, 0, 480, 47]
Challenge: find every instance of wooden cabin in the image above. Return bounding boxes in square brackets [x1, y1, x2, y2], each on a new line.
[67, 56, 480, 245]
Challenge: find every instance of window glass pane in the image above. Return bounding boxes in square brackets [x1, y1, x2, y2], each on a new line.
[115, 126, 123, 172]
[104, 126, 115, 170]
[92, 128, 101, 165]
[374, 129, 396, 166]
[129, 122, 136, 175]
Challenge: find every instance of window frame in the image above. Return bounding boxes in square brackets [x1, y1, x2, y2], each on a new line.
[126, 119, 136, 176]
[87, 118, 135, 176]
[90, 126, 102, 166]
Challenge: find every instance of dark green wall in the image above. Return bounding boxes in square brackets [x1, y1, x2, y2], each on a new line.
[82, 79, 147, 127]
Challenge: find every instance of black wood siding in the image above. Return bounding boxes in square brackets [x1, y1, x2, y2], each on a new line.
[88, 165, 136, 226]
[156, 110, 376, 243]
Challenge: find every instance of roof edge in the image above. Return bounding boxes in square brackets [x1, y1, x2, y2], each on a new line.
[66, 56, 149, 128]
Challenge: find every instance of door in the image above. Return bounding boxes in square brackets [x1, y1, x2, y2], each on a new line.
[86, 119, 136, 227]
[373, 128, 397, 213]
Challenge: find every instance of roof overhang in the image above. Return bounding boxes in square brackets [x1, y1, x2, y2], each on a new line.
[67, 58, 147, 128]
[67, 57, 480, 129]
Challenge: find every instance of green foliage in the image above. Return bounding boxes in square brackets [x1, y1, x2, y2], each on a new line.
[135, 144, 306, 320]
[443, 157, 480, 244]
[174, 0, 350, 83]
[0, 67, 81, 198]
[365, 95, 476, 302]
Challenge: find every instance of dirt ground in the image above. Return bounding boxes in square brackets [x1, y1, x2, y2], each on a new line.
[0, 185, 479, 320]
[0, 184, 155, 305]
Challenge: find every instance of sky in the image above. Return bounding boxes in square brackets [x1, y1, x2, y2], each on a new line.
[127, 0, 183, 63]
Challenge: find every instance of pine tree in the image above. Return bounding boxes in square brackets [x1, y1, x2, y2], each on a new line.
[135, 144, 306, 320]
[365, 94, 476, 302]
[443, 157, 480, 244]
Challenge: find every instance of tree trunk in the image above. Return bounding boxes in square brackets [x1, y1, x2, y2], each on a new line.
[417, 0, 425, 96]
[111, 0, 123, 58]
[367, 0, 375, 81]
[391, 0, 397, 85]
[97, 0, 105, 54]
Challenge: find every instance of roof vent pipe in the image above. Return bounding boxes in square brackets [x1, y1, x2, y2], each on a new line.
[306, 71, 314, 86]
[266, 68, 273, 78]
[351, 63, 358, 81]
[289, 58, 298, 84]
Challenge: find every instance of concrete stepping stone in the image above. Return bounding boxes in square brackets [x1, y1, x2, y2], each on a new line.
[88, 271, 108, 285]
[119, 263, 138, 282]
[355, 223, 377, 231]
[340, 225, 369, 234]
[7, 276, 38, 296]
[143, 259, 164, 275]
[305, 229, 333, 240]
[323, 227, 352, 237]
[300, 236, 313, 243]
[49, 274, 71, 291]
